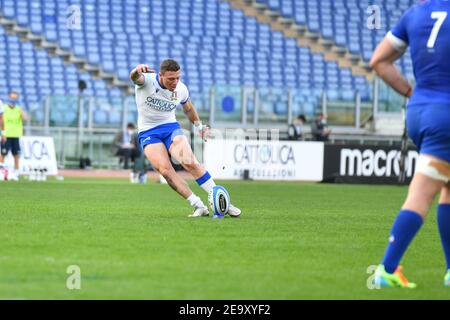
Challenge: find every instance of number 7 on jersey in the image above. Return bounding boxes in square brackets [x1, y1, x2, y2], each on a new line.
[427, 11, 447, 49]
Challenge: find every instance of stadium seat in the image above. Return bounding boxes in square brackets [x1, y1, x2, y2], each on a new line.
[256, 0, 415, 79]
[0, 0, 400, 123]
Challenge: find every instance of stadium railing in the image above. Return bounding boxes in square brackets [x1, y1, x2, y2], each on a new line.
[22, 77, 407, 169]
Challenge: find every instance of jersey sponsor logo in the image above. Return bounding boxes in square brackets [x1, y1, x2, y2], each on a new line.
[145, 96, 178, 112]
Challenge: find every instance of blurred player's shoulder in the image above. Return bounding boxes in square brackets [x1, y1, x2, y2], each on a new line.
[415, 0, 450, 10]
[404, 0, 448, 17]
[396, 0, 450, 42]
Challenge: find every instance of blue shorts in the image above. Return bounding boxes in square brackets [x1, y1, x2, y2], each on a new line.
[1, 137, 21, 156]
[407, 104, 450, 162]
[138, 122, 184, 151]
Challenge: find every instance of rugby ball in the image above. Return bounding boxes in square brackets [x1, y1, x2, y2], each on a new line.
[208, 185, 230, 216]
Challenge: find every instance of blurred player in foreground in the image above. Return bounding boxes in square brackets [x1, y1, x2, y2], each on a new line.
[130, 59, 241, 217]
[370, 0, 450, 288]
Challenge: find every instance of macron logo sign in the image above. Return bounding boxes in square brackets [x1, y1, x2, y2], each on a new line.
[339, 148, 418, 177]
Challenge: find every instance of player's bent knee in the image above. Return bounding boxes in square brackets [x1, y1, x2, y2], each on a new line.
[172, 134, 187, 142]
[416, 155, 450, 183]
[171, 135, 188, 148]
[158, 166, 174, 178]
[181, 159, 200, 172]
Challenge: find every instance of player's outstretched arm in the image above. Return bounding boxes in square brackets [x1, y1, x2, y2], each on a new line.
[370, 37, 412, 97]
[130, 64, 152, 86]
[182, 99, 209, 141]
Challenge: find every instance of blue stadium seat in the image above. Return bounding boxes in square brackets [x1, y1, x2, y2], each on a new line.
[256, 0, 414, 80]
[1, 0, 408, 123]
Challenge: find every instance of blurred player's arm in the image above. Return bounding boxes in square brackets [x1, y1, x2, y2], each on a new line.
[0, 114, 4, 142]
[370, 37, 413, 97]
[21, 109, 29, 122]
[182, 99, 209, 140]
[130, 64, 153, 86]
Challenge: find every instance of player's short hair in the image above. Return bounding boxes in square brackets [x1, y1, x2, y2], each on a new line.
[160, 59, 180, 73]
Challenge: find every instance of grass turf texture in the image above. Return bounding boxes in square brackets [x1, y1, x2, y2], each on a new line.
[0, 178, 449, 299]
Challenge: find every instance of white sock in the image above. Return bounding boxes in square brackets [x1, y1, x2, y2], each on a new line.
[201, 179, 216, 193]
[196, 171, 216, 193]
[187, 193, 206, 208]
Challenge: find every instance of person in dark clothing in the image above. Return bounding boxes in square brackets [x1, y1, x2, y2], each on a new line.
[311, 113, 331, 142]
[288, 114, 306, 141]
[111, 123, 141, 169]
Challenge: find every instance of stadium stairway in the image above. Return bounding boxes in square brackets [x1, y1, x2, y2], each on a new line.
[228, 0, 413, 137]
[373, 112, 404, 136]
[0, 12, 131, 95]
[227, 0, 373, 80]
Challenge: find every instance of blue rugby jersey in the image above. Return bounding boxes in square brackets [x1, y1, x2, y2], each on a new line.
[388, 0, 450, 105]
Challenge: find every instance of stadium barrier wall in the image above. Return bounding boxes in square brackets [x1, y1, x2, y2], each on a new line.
[203, 140, 419, 184]
[203, 139, 324, 181]
[4, 136, 58, 175]
[322, 144, 418, 184]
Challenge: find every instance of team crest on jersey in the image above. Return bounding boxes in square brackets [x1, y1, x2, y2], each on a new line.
[171, 91, 177, 101]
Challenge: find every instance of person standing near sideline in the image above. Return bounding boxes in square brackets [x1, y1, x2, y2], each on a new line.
[370, 0, 450, 288]
[0, 91, 28, 181]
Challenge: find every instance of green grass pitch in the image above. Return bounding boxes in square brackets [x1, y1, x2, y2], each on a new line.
[0, 178, 449, 299]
